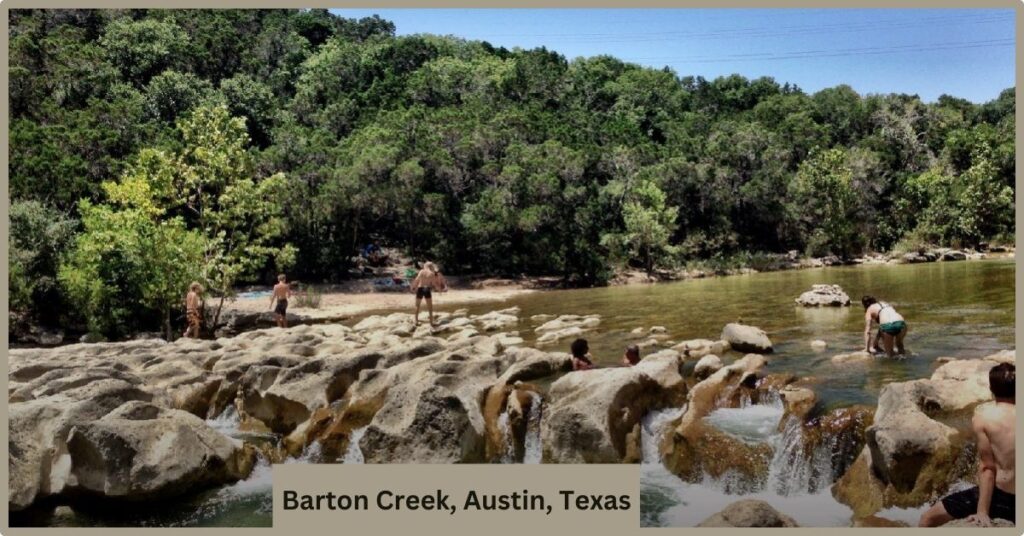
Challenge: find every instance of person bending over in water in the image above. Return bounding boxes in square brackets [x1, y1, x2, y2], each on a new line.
[270, 274, 291, 328]
[862, 295, 907, 357]
[570, 338, 594, 371]
[919, 363, 1015, 527]
[622, 344, 641, 366]
[411, 261, 447, 327]
[183, 282, 204, 339]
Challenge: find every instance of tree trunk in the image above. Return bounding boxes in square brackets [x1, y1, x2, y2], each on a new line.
[163, 307, 172, 341]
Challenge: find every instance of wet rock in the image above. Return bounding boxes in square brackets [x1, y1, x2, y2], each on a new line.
[649, 326, 667, 334]
[536, 326, 585, 345]
[721, 323, 772, 354]
[697, 499, 799, 527]
[693, 354, 723, 380]
[534, 315, 600, 334]
[831, 351, 873, 365]
[942, 518, 1014, 528]
[853, 515, 909, 527]
[779, 385, 816, 421]
[795, 284, 851, 307]
[541, 351, 686, 463]
[940, 250, 967, 261]
[673, 338, 730, 359]
[811, 340, 828, 351]
[832, 353, 1002, 517]
[63, 402, 255, 501]
[661, 354, 769, 481]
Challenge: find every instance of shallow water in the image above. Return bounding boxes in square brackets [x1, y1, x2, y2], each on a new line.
[23, 258, 1013, 527]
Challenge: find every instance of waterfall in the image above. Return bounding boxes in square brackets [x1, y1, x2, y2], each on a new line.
[342, 426, 368, 463]
[640, 405, 686, 465]
[206, 406, 241, 436]
[498, 391, 543, 464]
[522, 391, 543, 464]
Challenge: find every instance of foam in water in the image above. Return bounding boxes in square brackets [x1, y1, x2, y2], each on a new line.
[640, 405, 686, 465]
[343, 427, 368, 463]
[206, 406, 241, 436]
[702, 401, 784, 444]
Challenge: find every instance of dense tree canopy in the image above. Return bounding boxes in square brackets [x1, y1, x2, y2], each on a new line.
[9, 9, 1016, 336]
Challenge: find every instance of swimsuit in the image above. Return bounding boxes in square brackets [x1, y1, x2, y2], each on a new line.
[187, 308, 201, 330]
[416, 287, 432, 299]
[877, 303, 906, 335]
[275, 298, 288, 315]
[941, 486, 1015, 523]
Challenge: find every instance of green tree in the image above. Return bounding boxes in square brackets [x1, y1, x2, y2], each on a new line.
[789, 148, 862, 257]
[601, 178, 678, 274]
[100, 16, 188, 85]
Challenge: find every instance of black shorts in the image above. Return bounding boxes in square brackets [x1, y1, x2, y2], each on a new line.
[941, 486, 1015, 523]
[274, 299, 288, 315]
[416, 287, 432, 299]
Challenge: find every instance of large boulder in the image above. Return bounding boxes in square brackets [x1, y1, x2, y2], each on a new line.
[721, 323, 773, 354]
[693, 354, 723, 380]
[62, 402, 255, 500]
[832, 354, 1002, 517]
[541, 350, 686, 463]
[673, 338, 730, 360]
[697, 500, 798, 527]
[795, 284, 851, 307]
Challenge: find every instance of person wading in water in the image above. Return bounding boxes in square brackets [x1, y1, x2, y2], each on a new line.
[862, 295, 907, 358]
[411, 262, 447, 327]
[270, 274, 292, 328]
[183, 282, 204, 339]
[919, 363, 1015, 527]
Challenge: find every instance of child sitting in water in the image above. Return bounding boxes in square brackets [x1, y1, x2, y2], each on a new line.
[621, 344, 641, 366]
[570, 338, 594, 371]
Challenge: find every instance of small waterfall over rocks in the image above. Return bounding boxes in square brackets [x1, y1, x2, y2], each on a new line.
[342, 426, 368, 464]
[498, 391, 543, 464]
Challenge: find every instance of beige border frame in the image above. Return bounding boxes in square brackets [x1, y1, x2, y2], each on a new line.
[1, 1, 1020, 535]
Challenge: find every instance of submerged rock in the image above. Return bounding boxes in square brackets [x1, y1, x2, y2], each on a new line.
[831, 351, 873, 365]
[795, 284, 851, 307]
[697, 499, 799, 527]
[673, 338, 730, 359]
[720, 323, 773, 354]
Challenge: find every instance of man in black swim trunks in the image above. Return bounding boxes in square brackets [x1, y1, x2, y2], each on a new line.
[411, 262, 446, 327]
[270, 273, 291, 328]
[919, 363, 1015, 526]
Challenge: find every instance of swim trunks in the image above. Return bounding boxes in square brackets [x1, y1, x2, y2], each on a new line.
[941, 486, 1015, 523]
[187, 308, 202, 330]
[880, 320, 906, 335]
[416, 287, 432, 299]
[274, 299, 288, 315]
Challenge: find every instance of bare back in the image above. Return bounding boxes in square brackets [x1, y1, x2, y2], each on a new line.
[974, 402, 1016, 493]
[413, 269, 442, 291]
[273, 282, 290, 300]
[185, 291, 200, 312]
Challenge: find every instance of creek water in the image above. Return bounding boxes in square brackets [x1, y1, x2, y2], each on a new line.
[20, 258, 1013, 527]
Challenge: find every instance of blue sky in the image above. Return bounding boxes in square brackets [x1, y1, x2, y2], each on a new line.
[330, 9, 1015, 103]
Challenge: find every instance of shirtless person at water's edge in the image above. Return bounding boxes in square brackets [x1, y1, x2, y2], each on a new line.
[411, 262, 447, 326]
[919, 363, 1015, 527]
[270, 274, 291, 328]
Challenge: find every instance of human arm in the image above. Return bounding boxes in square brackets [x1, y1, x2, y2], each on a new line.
[967, 411, 996, 526]
[864, 309, 876, 353]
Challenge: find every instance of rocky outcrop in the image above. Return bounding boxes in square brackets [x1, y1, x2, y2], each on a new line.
[720, 323, 773, 354]
[533, 315, 600, 345]
[832, 353, 1009, 517]
[795, 284, 851, 307]
[661, 354, 771, 481]
[541, 350, 686, 463]
[697, 499, 798, 527]
[63, 402, 255, 500]
[673, 338, 730, 359]
[693, 354, 723, 380]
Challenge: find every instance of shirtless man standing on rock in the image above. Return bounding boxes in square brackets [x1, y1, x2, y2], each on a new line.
[411, 262, 447, 327]
[919, 362, 1015, 527]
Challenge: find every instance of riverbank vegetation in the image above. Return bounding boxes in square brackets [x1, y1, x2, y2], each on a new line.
[9, 9, 1015, 338]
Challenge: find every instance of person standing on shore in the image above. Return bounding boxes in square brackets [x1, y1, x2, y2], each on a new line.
[270, 274, 292, 328]
[919, 363, 1015, 527]
[862, 295, 907, 357]
[411, 262, 447, 327]
[183, 282, 204, 339]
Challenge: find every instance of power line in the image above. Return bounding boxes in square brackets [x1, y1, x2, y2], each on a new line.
[626, 39, 1014, 65]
